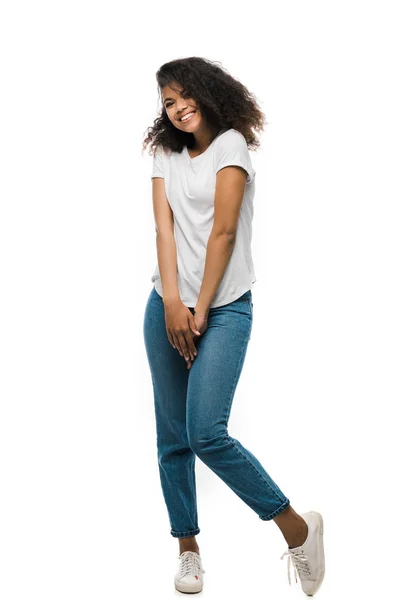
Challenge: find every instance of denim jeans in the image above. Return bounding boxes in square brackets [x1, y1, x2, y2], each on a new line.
[143, 285, 290, 539]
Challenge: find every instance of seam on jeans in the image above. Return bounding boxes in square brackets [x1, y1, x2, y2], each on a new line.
[171, 527, 200, 538]
[259, 498, 290, 520]
[222, 328, 285, 504]
[190, 452, 198, 524]
[227, 435, 285, 504]
[222, 327, 251, 431]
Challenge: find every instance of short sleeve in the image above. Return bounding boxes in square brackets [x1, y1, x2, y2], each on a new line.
[151, 147, 164, 179]
[214, 130, 256, 184]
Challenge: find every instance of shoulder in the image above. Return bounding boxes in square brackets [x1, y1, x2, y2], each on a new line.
[214, 129, 250, 156]
[152, 145, 174, 167]
[214, 128, 252, 158]
[217, 128, 248, 146]
[151, 145, 171, 179]
[153, 145, 179, 163]
[213, 129, 255, 184]
[153, 145, 166, 159]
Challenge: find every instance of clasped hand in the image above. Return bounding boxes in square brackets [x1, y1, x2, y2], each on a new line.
[164, 299, 208, 369]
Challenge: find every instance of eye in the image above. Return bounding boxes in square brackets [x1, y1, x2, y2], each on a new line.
[165, 102, 173, 108]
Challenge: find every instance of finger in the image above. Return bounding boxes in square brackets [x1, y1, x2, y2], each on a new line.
[190, 319, 201, 337]
[189, 320, 201, 353]
[167, 331, 176, 349]
[182, 329, 196, 360]
[177, 332, 191, 363]
[185, 331, 197, 358]
[175, 333, 188, 360]
[172, 332, 183, 356]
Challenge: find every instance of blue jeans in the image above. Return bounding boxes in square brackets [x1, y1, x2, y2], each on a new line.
[143, 285, 290, 538]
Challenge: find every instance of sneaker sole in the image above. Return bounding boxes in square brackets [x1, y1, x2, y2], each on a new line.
[306, 511, 325, 596]
[174, 579, 203, 594]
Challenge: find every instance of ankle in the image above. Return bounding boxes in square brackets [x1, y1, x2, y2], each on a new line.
[179, 545, 200, 555]
[273, 506, 308, 545]
[178, 538, 199, 555]
[287, 519, 308, 548]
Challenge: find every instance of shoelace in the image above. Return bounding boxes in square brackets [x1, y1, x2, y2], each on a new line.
[280, 548, 311, 586]
[177, 551, 206, 578]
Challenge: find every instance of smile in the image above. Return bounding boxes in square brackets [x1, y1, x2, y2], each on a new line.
[180, 111, 196, 122]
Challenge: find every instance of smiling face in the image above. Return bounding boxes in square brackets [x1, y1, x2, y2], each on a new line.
[161, 83, 203, 133]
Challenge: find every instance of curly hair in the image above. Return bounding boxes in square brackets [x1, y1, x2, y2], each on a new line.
[142, 57, 267, 157]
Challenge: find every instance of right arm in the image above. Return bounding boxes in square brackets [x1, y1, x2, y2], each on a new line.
[152, 177, 201, 366]
[152, 177, 180, 304]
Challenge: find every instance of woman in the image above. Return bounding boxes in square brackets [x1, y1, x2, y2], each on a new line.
[142, 57, 325, 596]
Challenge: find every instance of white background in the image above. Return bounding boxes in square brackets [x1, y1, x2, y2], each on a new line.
[1, 1, 399, 598]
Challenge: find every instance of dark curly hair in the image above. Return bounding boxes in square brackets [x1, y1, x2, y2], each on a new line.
[142, 57, 267, 157]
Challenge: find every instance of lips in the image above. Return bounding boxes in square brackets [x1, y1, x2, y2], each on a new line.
[179, 110, 196, 121]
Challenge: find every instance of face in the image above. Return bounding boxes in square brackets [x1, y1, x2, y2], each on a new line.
[161, 84, 203, 133]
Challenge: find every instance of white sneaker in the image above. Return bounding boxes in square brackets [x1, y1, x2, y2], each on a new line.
[174, 550, 205, 594]
[280, 511, 325, 596]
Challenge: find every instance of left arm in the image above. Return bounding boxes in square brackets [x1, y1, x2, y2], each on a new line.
[195, 165, 248, 316]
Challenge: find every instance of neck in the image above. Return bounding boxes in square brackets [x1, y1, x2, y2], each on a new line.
[192, 125, 222, 151]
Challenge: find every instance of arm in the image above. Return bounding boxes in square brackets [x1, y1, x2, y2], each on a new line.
[195, 165, 248, 316]
[152, 176, 200, 364]
[152, 177, 180, 304]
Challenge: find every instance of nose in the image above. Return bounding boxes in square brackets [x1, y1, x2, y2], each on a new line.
[177, 109, 189, 120]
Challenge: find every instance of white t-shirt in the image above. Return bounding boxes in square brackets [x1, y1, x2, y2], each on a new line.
[150, 128, 257, 308]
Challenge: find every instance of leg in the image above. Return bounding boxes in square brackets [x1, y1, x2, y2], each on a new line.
[186, 291, 290, 523]
[272, 504, 308, 548]
[178, 535, 200, 555]
[143, 286, 201, 541]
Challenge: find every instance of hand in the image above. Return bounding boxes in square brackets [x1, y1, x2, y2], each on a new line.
[193, 311, 208, 336]
[185, 310, 209, 370]
[164, 299, 202, 368]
